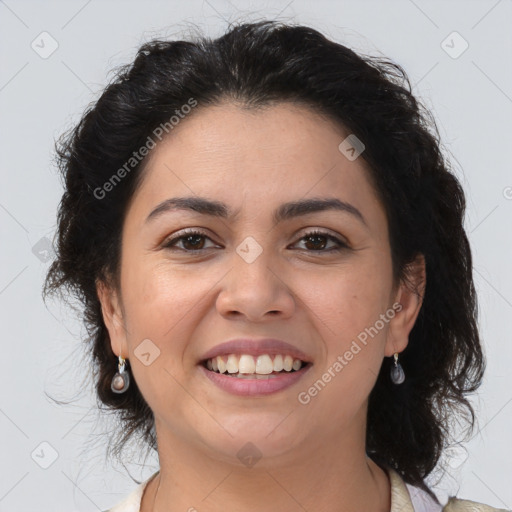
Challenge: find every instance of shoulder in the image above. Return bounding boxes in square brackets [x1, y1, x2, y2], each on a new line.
[385, 464, 509, 512]
[443, 496, 511, 512]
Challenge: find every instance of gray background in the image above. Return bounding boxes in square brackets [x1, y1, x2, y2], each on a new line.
[0, 1, 511, 511]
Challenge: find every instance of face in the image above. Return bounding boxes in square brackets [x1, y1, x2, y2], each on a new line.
[98, 102, 424, 466]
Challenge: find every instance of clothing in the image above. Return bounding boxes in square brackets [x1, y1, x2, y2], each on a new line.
[104, 467, 509, 512]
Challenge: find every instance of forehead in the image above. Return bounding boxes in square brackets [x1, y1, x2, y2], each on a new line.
[126, 102, 384, 230]
[146, 101, 349, 172]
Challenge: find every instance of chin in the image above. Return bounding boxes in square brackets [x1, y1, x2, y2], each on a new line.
[199, 422, 303, 466]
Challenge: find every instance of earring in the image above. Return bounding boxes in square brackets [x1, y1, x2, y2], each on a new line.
[111, 355, 130, 393]
[390, 352, 405, 385]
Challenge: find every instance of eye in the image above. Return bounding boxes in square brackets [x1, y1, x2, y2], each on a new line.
[162, 229, 220, 252]
[162, 228, 348, 253]
[292, 229, 348, 252]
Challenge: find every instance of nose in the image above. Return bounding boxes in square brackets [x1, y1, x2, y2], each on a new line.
[216, 245, 296, 322]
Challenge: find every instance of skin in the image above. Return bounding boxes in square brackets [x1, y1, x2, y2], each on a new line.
[97, 102, 426, 512]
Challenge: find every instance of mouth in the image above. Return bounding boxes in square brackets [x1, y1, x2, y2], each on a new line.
[198, 353, 313, 396]
[201, 353, 311, 378]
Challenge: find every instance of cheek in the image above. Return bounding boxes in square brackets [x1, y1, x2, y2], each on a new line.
[119, 257, 229, 381]
[119, 260, 207, 408]
[302, 256, 392, 397]
[309, 256, 392, 340]
[122, 258, 207, 337]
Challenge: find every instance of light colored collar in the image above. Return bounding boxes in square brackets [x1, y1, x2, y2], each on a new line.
[388, 466, 442, 512]
[388, 466, 418, 512]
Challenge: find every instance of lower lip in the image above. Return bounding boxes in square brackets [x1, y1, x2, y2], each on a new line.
[198, 363, 313, 396]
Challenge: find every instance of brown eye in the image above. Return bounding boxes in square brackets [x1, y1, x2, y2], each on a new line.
[293, 230, 347, 252]
[163, 229, 218, 252]
[180, 234, 206, 250]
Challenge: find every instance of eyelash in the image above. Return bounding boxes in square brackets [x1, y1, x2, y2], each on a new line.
[162, 228, 348, 253]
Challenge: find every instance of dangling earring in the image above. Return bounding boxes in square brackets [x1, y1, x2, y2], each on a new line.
[390, 352, 405, 385]
[111, 355, 130, 393]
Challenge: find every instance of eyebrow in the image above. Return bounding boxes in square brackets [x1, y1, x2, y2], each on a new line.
[145, 196, 367, 227]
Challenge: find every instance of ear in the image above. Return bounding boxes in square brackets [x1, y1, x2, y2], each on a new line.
[384, 253, 426, 357]
[96, 278, 129, 359]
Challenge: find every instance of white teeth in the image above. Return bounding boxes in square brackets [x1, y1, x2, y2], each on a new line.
[205, 353, 305, 375]
[238, 354, 256, 373]
[256, 354, 274, 374]
[273, 354, 284, 372]
[283, 355, 293, 372]
[226, 354, 238, 374]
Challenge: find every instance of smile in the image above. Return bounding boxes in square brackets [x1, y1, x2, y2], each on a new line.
[199, 353, 313, 396]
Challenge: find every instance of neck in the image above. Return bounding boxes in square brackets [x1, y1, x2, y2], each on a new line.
[142, 414, 391, 512]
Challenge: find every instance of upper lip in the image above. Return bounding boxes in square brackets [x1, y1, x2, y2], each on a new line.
[199, 338, 313, 364]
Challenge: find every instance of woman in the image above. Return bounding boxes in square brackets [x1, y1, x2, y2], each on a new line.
[44, 20, 508, 512]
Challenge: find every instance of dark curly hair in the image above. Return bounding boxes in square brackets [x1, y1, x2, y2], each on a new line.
[43, 20, 485, 492]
